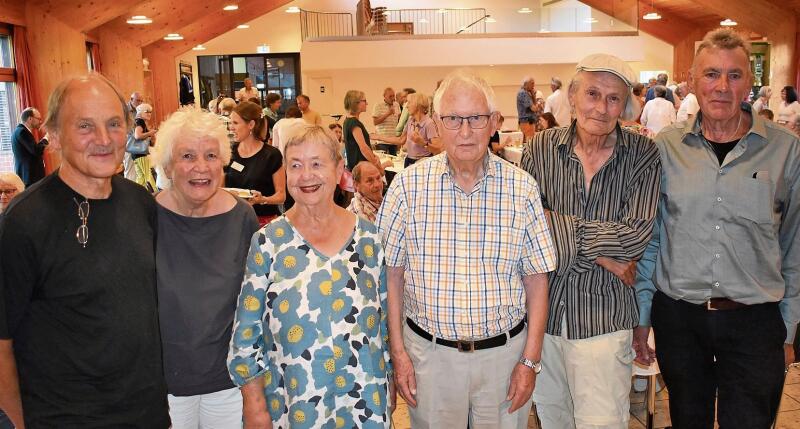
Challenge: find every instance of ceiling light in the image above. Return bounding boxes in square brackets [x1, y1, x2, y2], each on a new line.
[285, 6, 300, 13]
[642, 12, 661, 20]
[437, 8, 447, 14]
[720, 18, 737, 26]
[237, 24, 249, 29]
[126, 15, 152, 24]
[223, 5, 238, 11]
[518, 7, 533, 14]
[539, 28, 550, 33]
[419, 18, 429, 23]
[163, 33, 183, 41]
[584, 17, 598, 23]
[192, 44, 206, 51]
[257, 44, 270, 53]
[485, 17, 496, 23]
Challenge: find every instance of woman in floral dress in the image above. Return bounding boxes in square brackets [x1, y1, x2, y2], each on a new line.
[228, 124, 392, 429]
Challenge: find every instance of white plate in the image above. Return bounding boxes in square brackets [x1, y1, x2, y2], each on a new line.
[223, 187, 254, 199]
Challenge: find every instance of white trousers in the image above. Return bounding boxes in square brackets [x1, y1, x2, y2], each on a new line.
[404, 323, 532, 429]
[167, 387, 242, 429]
[533, 320, 634, 429]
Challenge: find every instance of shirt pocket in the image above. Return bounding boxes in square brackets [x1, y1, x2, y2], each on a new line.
[733, 177, 774, 224]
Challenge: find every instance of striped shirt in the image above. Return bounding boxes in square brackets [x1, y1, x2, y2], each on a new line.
[521, 123, 661, 339]
[376, 153, 556, 340]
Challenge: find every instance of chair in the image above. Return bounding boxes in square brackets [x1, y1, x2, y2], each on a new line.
[632, 330, 660, 429]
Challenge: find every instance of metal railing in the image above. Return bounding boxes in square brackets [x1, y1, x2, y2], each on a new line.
[300, 9, 353, 41]
[378, 8, 488, 35]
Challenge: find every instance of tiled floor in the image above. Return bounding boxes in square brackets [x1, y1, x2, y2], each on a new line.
[390, 365, 800, 428]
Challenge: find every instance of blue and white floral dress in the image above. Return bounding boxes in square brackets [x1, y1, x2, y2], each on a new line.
[228, 215, 391, 429]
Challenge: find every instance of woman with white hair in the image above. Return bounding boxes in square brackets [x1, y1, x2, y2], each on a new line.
[151, 107, 259, 428]
[133, 103, 157, 192]
[752, 86, 772, 114]
[370, 92, 442, 167]
[0, 172, 24, 213]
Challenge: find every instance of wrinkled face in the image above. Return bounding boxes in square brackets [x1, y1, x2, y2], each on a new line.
[167, 136, 224, 208]
[570, 71, 628, 137]
[690, 47, 752, 123]
[0, 180, 19, 211]
[230, 111, 254, 143]
[130, 94, 143, 107]
[50, 79, 128, 182]
[244, 78, 253, 89]
[285, 140, 343, 207]
[396, 91, 407, 105]
[355, 163, 383, 203]
[435, 83, 497, 166]
[383, 89, 395, 105]
[28, 109, 43, 130]
[297, 97, 309, 111]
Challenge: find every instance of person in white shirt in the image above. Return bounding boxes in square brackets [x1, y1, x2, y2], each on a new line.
[544, 77, 571, 127]
[271, 106, 306, 156]
[235, 78, 260, 103]
[676, 85, 700, 123]
[640, 86, 676, 135]
[776, 86, 800, 125]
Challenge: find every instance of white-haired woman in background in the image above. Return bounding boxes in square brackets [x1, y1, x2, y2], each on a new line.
[0, 172, 24, 213]
[752, 86, 772, 114]
[151, 107, 259, 428]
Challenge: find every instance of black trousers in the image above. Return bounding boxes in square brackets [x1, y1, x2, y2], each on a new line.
[375, 143, 396, 155]
[651, 291, 785, 429]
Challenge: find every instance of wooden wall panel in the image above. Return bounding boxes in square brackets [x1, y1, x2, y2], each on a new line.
[97, 27, 144, 101]
[0, 0, 25, 26]
[142, 46, 178, 125]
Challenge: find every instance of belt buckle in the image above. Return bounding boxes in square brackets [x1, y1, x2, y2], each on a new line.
[706, 300, 718, 311]
[457, 340, 475, 353]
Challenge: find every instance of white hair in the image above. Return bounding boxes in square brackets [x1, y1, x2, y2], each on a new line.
[151, 106, 232, 170]
[433, 69, 497, 114]
[136, 103, 152, 116]
[0, 172, 24, 192]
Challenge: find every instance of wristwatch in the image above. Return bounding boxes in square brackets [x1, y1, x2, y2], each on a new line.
[519, 357, 542, 374]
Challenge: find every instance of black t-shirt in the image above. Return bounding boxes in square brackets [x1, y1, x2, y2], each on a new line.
[225, 143, 283, 217]
[156, 198, 259, 396]
[707, 138, 740, 165]
[0, 173, 169, 428]
[344, 116, 371, 171]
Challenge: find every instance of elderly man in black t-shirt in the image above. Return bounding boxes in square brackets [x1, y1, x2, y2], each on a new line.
[0, 74, 170, 428]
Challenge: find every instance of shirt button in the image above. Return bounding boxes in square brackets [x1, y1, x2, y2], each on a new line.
[714, 282, 720, 287]
[719, 169, 724, 174]
[715, 225, 721, 230]
[559, 301, 565, 306]
[715, 253, 721, 258]
[717, 197, 722, 202]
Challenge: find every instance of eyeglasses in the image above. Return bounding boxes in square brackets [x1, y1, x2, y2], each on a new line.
[73, 197, 90, 248]
[0, 188, 17, 196]
[360, 99, 367, 103]
[440, 114, 492, 130]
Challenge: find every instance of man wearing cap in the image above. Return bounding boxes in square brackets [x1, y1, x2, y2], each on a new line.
[521, 53, 661, 428]
[635, 28, 800, 428]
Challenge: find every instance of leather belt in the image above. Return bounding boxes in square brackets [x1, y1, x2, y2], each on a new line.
[703, 298, 749, 311]
[406, 318, 525, 352]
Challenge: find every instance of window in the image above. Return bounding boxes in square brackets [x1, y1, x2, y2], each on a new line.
[0, 30, 17, 174]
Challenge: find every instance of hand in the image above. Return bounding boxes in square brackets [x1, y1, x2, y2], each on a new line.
[243, 402, 272, 429]
[391, 350, 417, 407]
[506, 362, 537, 413]
[410, 130, 424, 145]
[388, 377, 398, 414]
[633, 326, 655, 366]
[248, 190, 264, 206]
[596, 256, 637, 286]
[785, 343, 795, 367]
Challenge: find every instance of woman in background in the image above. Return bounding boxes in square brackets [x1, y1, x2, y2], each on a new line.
[0, 172, 24, 213]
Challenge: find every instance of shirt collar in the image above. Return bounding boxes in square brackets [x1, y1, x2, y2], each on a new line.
[435, 151, 498, 179]
[682, 102, 767, 145]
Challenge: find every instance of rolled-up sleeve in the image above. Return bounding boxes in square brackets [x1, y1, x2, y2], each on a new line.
[376, 179, 407, 268]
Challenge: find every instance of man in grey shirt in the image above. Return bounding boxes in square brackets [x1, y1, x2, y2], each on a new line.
[635, 28, 800, 429]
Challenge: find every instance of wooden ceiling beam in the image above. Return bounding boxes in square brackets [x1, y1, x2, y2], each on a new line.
[579, 0, 699, 45]
[693, 0, 785, 36]
[30, 0, 142, 32]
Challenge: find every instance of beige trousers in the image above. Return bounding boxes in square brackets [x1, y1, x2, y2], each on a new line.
[404, 324, 532, 429]
[533, 319, 634, 429]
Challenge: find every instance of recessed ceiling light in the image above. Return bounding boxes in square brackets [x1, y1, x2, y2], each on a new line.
[163, 33, 183, 41]
[584, 17, 598, 23]
[257, 44, 270, 53]
[285, 6, 300, 13]
[419, 18, 429, 23]
[192, 44, 206, 51]
[126, 15, 152, 24]
[223, 5, 238, 11]
[643, 12, 661, 20]
[518, 7, 533, 14]
[485, 17, 496, 23]
[237, 24, 249, 29]
[720, 18, 737, 26]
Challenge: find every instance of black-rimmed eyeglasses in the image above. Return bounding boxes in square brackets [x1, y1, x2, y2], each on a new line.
[0, 189, 17, 196]
[440, 114, 492, 130]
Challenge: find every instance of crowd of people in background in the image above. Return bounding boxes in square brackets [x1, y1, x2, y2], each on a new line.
[2, 26, 800, 429]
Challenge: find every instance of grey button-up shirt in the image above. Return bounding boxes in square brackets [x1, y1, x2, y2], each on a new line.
[636, 104, 800, 343]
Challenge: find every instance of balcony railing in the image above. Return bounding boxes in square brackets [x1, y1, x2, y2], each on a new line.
[300, 10, 353, 41]
[376, 8, 488, 36]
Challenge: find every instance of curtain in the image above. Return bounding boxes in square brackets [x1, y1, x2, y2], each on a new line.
[12, 25, 39, 113]
[89, 42, 102, 74]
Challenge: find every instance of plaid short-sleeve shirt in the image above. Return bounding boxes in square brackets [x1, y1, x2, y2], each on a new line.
[376, 153, 556, 340]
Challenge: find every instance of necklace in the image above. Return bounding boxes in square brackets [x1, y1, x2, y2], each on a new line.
[702, 111, 743, 143]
